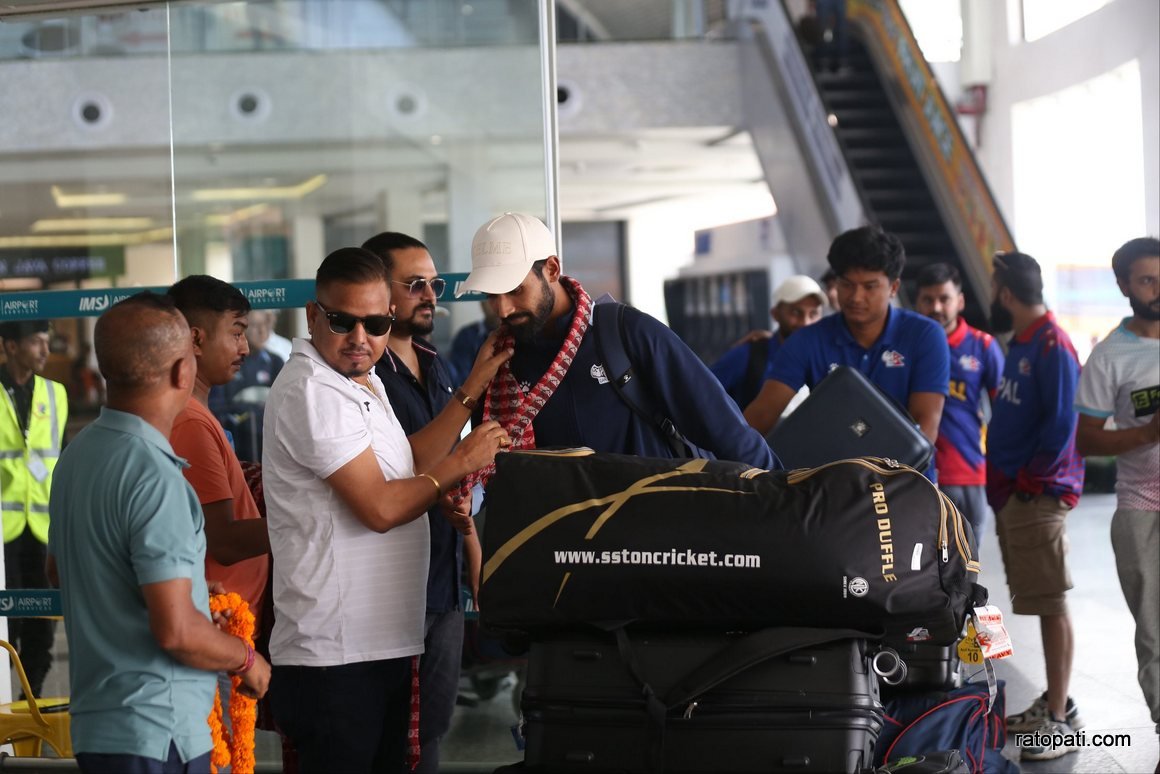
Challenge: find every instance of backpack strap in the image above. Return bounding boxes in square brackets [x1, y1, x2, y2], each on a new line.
[593, 302, 698, 458]
[740, 337, 771, 408]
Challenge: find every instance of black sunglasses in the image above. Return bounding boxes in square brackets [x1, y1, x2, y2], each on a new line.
[392, 277, 446, 299]
[314, 301, 395, 336]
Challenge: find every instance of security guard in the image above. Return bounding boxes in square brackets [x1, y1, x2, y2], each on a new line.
[0, 320, 68, 699]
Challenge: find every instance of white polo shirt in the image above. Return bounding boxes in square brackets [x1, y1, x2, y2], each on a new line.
[263, 338, 429, 666]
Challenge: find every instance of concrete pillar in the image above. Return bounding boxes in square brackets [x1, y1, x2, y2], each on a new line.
[288, 214, 325, 338]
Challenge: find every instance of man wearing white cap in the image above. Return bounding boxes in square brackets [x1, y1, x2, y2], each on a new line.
[709, 275, 827, 410]
[453, 212, 777, 478]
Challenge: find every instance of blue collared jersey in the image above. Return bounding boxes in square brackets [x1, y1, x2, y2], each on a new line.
[710, 335, 784, 409]
[937, 319, 1004, 486]
[986, 312, 1084, 510]
[769, 306, 949, 478]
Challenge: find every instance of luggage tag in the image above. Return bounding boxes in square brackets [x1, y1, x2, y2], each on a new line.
[959, 605, 1012, 714]
[26, 452, 49, 483]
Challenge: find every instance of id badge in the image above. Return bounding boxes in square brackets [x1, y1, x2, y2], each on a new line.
[26, 452, 49, 483]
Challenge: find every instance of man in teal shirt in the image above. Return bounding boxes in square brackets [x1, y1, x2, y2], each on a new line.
[47, 293, 270, 773]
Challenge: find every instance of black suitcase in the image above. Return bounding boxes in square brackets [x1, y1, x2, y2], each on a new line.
[880, 642, 963, 697]
[521, 628, 884, 773]
[768, 366, 933, 471]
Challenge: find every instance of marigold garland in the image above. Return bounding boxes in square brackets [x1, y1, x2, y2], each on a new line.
[206, 592, 258, 774]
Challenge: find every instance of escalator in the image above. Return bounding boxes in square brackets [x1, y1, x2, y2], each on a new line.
[813, 35, 971, 316]
[736, 0, 1015, 328]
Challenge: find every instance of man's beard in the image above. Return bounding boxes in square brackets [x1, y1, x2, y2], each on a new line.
[505, 279, 555, 344]
[1129, 293, 1160, 321]
[989, 298, 1014, 333]
[395, 305, 435, 337]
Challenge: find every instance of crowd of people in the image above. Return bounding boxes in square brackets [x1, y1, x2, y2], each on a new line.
[1, 212, 1153, 772]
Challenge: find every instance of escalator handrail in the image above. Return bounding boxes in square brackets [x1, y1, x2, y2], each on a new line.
[847, 0, 1016, 280]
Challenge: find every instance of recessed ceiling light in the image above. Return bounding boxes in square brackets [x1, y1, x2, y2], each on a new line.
[191, 174, 327, 202]
[32, 217, 154, 232]
[50, 185, 127, 208]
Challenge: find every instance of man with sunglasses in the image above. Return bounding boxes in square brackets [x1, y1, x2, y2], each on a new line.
[362, 231, 475, 774]
[262, 246, 513, 774]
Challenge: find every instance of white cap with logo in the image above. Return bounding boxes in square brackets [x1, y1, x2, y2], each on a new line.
[456, 212, 558, 297]
[772, 275, 828, 307]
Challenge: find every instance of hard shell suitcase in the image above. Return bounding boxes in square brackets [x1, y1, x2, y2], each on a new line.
[881, 642, 963, 697]
[521, 629, 884, 773]
[768, 366, 934, 471]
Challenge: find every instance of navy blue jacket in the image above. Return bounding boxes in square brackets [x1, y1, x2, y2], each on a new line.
[375, 339, 462, 614]
[504, 302, 778, 469]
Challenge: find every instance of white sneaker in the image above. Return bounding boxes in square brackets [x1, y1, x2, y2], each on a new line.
[1017, 716, 1081, 761]
[1006, 692, 1085, 732]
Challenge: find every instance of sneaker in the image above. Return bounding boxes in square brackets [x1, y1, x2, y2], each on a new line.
[1007, 692, 1085, 731]
[1018, 715, 1081, 761]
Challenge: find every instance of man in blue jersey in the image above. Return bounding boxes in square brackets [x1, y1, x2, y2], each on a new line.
[985, 251, 1085, 761]
[914, 263, 1004, 543]
[454, 212, 776, 470]
[709, 275, 827, 409]
[744, 225, 949, 480]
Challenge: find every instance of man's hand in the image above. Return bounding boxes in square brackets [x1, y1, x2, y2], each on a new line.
[441, 491, 474, 535]
[237, 651, 271, 700]
[461, 331, 514, 400]
[729, 329, 773, 349]
[453, 420, 512, 473]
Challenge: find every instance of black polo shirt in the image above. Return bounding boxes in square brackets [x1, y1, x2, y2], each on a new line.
[375, 338, 461, 614]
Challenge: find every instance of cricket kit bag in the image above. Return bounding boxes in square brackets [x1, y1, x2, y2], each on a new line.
[479, 450, 985, 645]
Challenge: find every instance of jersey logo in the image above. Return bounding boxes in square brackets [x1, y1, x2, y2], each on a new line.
[958, 354, 981, 373]
[1130, 385, 1160, 417]
[881, 350, 906, 368]
[590, 364, 609, 385]
[997, 377, 1022, 406]
[1018, 357, 1032, 375]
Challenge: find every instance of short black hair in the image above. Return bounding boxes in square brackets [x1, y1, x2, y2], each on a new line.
[819, 268, 838, 287]
[827, 226, 906, 281]
[361, 232, 428, 274]
[993, 251, 1044, 306]
[316, 246, 389, 292]
[0, 319, 50, 342]
[167, 275, 250, 328]
[1111, 237, 1160, 284]
[916, 262, 961, 290]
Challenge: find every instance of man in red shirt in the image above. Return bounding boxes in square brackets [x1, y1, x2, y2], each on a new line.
[167, 275, 270, 626]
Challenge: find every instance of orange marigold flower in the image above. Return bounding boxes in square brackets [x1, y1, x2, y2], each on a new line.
[206, 593, 258, 774]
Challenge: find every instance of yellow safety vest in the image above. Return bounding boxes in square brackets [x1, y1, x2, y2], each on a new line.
[0, 376, 68, 544]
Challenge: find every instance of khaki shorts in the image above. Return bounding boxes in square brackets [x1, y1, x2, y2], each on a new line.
[996, 495, 1073, 616]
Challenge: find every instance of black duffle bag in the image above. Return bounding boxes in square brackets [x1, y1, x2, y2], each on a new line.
[479, 450, 985, 645]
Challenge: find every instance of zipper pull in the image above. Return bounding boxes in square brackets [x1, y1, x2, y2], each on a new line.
[941, 539, 949, 562]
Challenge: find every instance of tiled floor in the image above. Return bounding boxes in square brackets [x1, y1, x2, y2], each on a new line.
[19, 494, 1158, 773]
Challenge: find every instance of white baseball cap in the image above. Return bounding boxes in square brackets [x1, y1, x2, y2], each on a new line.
[772, 275, 828, 307]
[456, 212, 558, 297]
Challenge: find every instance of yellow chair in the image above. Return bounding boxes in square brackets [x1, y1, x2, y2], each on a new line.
[0, 639, 71, 757]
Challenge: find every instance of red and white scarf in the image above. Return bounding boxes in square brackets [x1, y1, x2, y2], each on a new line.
[454, 275, 592, 498]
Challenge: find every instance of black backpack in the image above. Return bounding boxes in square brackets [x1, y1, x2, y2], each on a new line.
[592, 301, 710, 459]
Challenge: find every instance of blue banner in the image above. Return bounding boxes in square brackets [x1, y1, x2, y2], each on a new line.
[0, 589, 62, 618]
[0, 273, 484, 321]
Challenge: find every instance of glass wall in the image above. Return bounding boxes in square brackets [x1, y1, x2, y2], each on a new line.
[0, 1, 551, 766]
